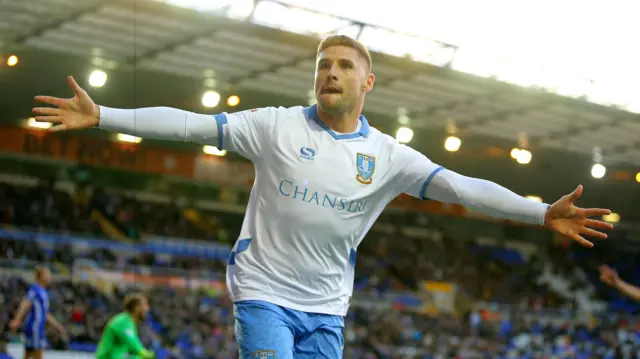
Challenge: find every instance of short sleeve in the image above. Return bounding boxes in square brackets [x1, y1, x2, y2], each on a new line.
[26, 288, 37, 301]
[213, 107, 281, 161]
[391, 143, 445, 199]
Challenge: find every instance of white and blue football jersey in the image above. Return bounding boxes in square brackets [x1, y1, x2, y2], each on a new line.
[216, 104, 443, 315]
[99, 102, 547, 316]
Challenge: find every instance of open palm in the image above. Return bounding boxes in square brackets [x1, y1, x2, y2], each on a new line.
[33, 75, 100, 132]
[544, 185, 613, 247]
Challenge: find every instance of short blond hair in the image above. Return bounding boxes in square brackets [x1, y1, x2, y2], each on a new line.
[34, 266, 48, 281]
[317, 35, 372, 70]
[124, 293, 146, 313]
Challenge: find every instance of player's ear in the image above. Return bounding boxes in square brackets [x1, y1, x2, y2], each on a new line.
[363, 72, 375, 93]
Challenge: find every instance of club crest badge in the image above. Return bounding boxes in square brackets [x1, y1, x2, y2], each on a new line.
[356, 153, 376, 184]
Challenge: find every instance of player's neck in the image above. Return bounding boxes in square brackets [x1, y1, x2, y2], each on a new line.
[126, 312, 141, 324]
[316, 106, 361, 134]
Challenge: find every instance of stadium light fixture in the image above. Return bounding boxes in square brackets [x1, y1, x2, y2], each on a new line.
[395, 127, 413, 144]
[602, 212, 620, 224]
[515, 149, 532, 164]
[116, 133, 142, 144]
[203, 145, 227, 157]
[510, 147, 531, 164]
[88, 70, 107, 88]
[591, 163, 606, 179]
[202, 91, 221, 108]
[7, 55, 18, 67]
[444, 136, 461, 152]
[227, 95, 240, 107]
[26, 117, 51, 129]
[525, 195, 542, 203]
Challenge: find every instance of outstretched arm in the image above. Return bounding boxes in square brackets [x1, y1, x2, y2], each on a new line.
[33, 76, 218, 144]
[426, 169, 549, 225]
[34, 76, 281, 162]
[97, 105, 219, 145]
[600, 265, 640, 301]
[394, 143, 612, 247]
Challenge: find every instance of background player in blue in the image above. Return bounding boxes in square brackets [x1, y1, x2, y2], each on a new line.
[9, 267, 67, 359]
[33, 35, 613, 358]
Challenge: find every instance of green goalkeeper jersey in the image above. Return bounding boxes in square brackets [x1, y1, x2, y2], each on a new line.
[95, 312, 154, 359]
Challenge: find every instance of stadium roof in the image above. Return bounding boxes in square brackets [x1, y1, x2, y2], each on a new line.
[0, 0, 639, 222]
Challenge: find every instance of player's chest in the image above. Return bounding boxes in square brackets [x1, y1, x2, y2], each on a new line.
[270, 130, 388, 196]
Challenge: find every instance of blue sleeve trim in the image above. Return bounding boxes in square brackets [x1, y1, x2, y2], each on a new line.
[419, 166, 445, 200]
[213, 113, 228, 150]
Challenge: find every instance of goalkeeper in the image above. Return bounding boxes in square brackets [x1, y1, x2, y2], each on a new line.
[95, 293, 155, 359]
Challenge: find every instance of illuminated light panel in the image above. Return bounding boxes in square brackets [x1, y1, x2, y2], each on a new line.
[7, 55, 18, 67]
[395, 127, 413, 144]
[88, 70, 107, 88]
[602, 212, 620, 224]
[516, 149, 532, 164]
[591, 163, 606, 179]
[203, 145, 227, 156]
[444, 136, 461, 152]
[27, 118, 51, 129]
[227, 95, 240, 107]
[116, 133, 142, 143]
[202, 91, 221, 108]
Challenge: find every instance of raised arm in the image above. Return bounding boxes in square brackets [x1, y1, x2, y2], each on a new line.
[600, 265, 640, 301]
[392, 143, 613, 247]
[33, 76, 217, 144]
[34, 76, 282, 162]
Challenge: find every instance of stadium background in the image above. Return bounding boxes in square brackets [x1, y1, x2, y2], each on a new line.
[1, 0, 640, 358]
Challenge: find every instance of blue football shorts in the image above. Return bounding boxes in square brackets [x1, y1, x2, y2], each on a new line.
[234, 300, 344, 359]
[24, 329, 48, 351]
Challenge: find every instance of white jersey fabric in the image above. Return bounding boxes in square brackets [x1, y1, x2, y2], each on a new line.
[99, 103, 549, 316]
[218, 104, 443, 316]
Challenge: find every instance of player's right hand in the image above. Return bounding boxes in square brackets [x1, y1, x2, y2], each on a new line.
[599, 265, 620, 287]
[33, 75, 100, 132]
[8, 319, 20, 332]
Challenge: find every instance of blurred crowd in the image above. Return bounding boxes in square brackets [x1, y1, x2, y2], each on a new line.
[0, 181, 240, 243]
[3, 272, 640, 359]
[2, 178, 640, 358]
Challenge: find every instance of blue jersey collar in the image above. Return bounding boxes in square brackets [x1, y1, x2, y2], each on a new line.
[305, 104, 370, 140]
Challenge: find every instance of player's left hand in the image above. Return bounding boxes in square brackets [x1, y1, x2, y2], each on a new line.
[544, 185, 613, 247]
